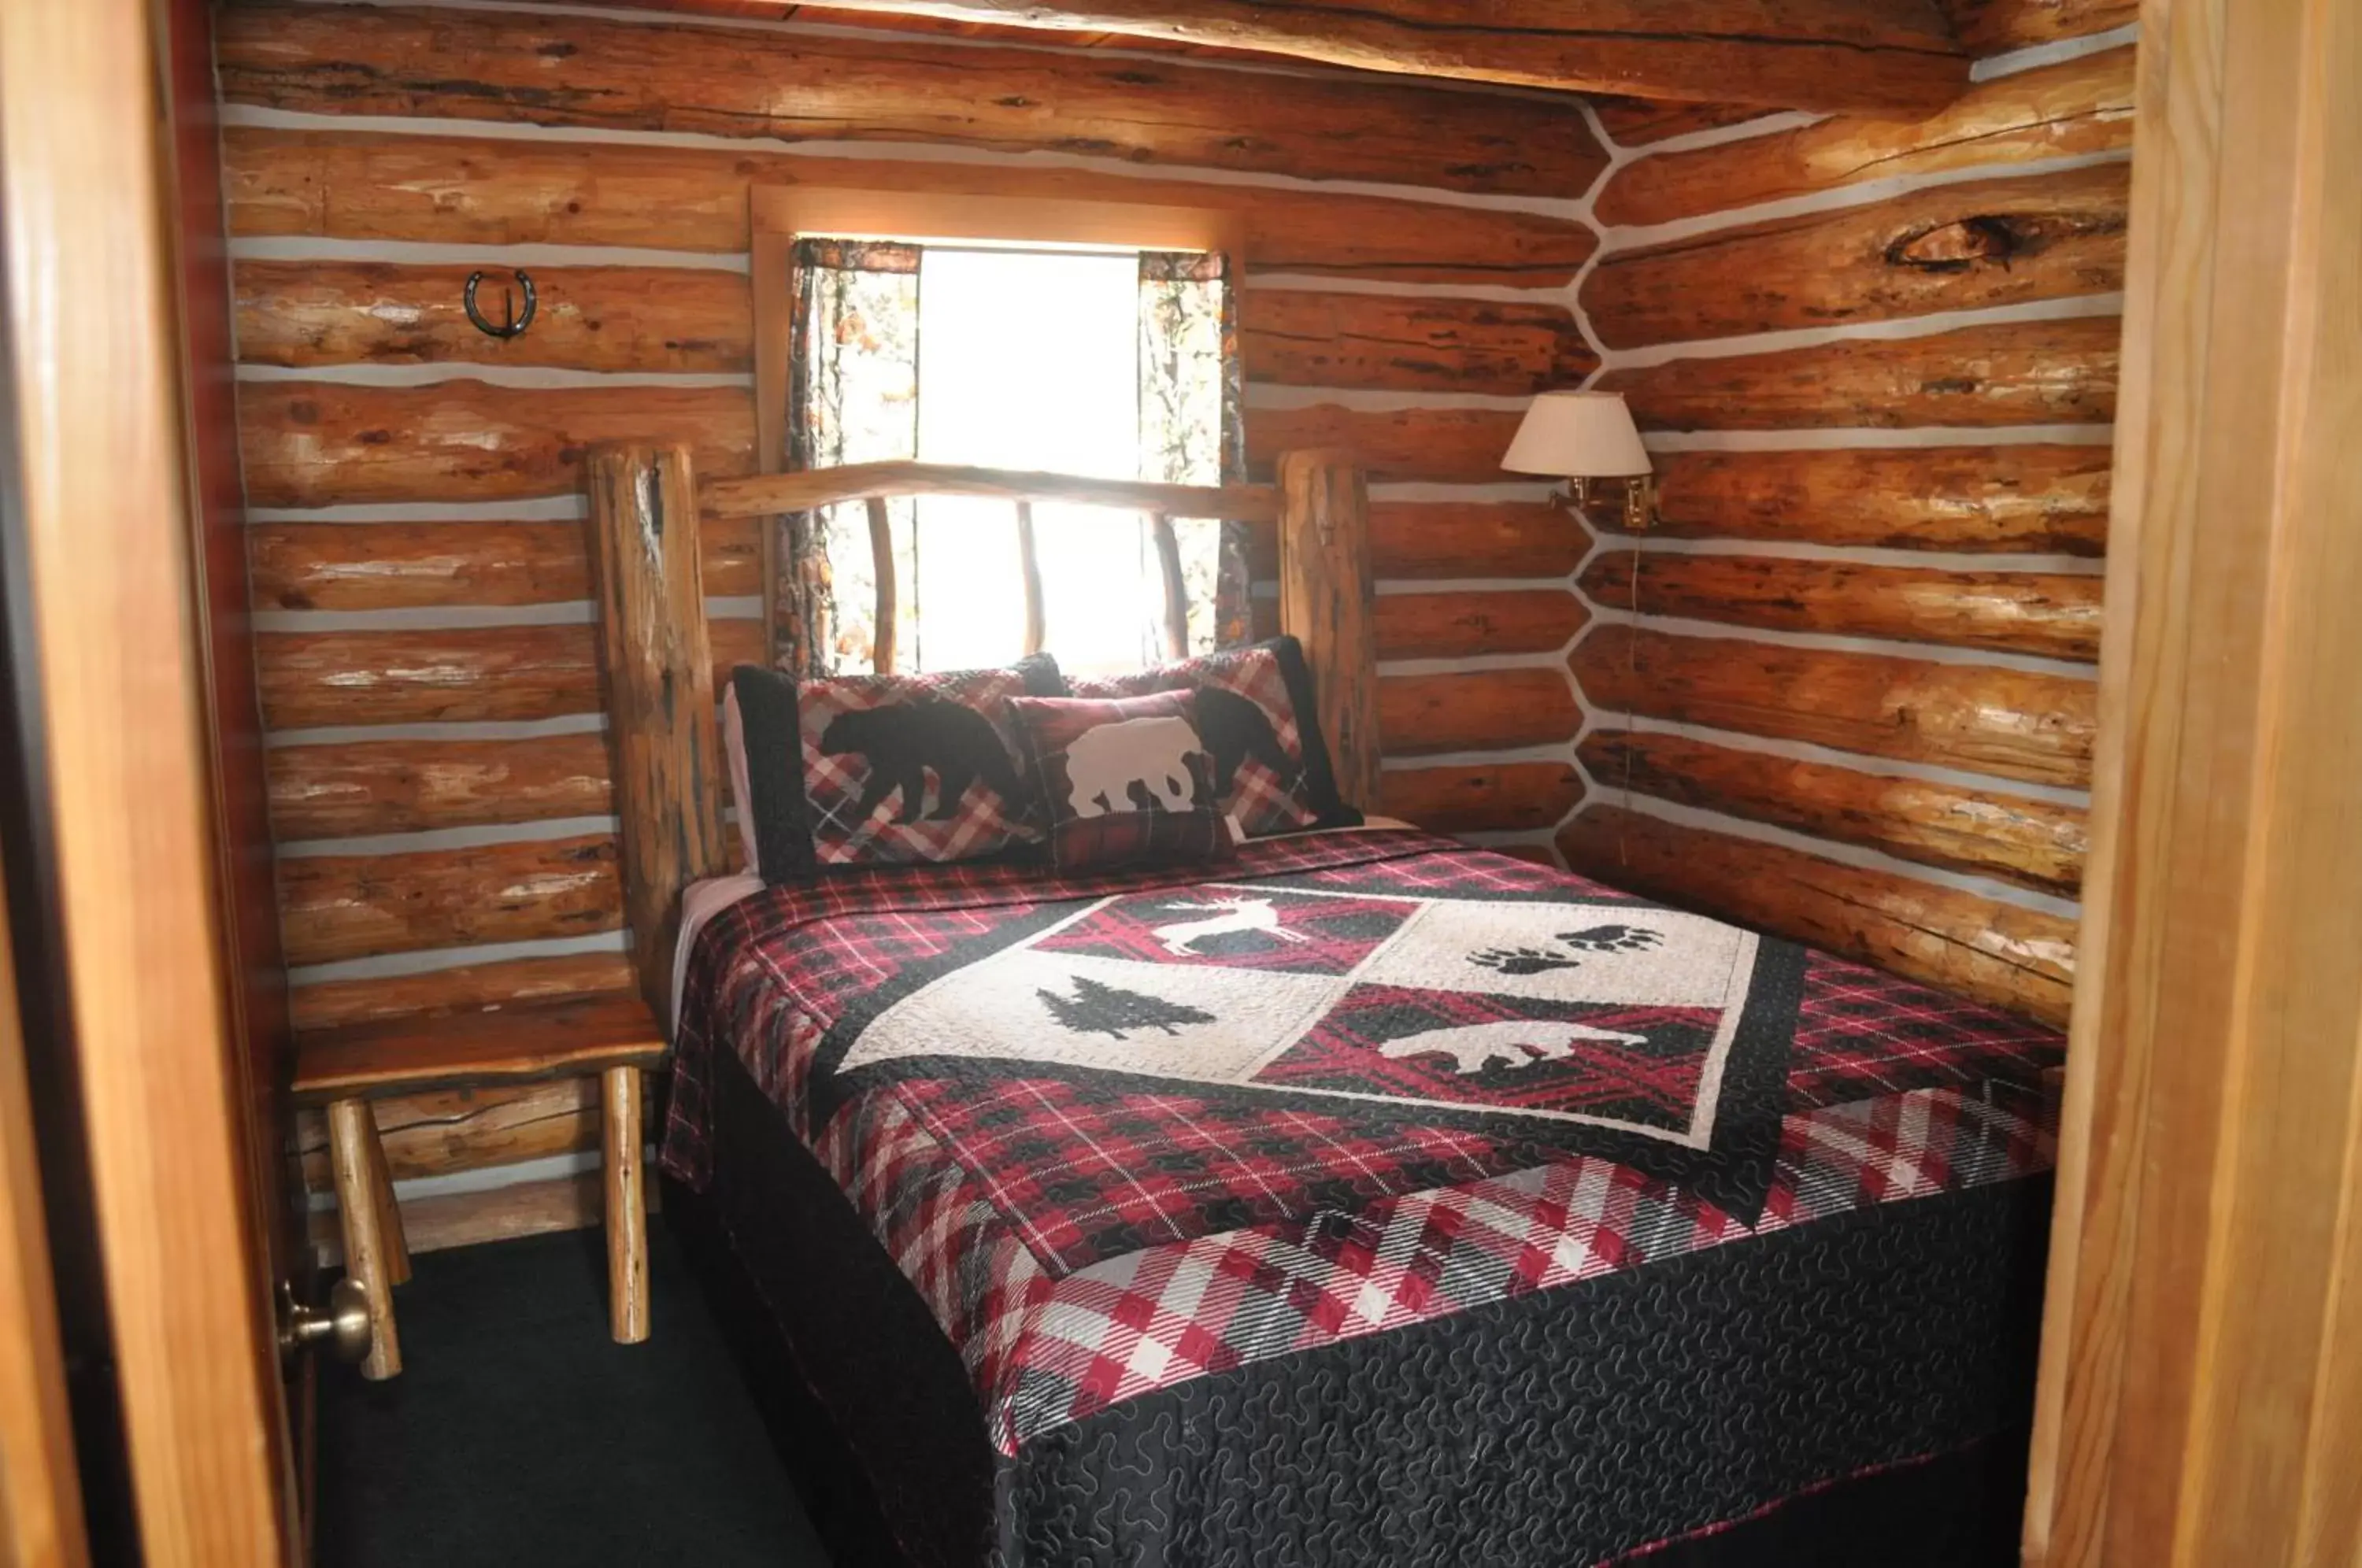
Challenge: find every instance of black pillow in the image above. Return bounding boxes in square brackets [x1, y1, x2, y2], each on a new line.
[729, 653, 1067, 882]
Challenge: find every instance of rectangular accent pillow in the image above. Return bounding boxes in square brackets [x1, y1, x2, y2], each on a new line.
[730, 653, 1067, 881]
[1067, 636, 1361, 838]
[1007, 690, 1237, 874]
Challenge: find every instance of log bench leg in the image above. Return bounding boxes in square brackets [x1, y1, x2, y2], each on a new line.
[327, 1097, 402, 1380]
[602, 1066, 649, 1344]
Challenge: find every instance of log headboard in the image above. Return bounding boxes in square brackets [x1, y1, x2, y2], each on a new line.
[582, 444, 1378, 1011]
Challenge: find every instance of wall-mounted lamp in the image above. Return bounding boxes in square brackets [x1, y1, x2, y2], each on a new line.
[1502, 390, 1655, 532]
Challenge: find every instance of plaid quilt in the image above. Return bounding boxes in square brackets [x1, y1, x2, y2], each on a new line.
[663, 828, 2063, 1458]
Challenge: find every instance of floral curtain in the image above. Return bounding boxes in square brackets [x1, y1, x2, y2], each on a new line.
[779, 239, 920, 676]
[1138, 250, 1246, 654]
[779, 240, 1242, 674]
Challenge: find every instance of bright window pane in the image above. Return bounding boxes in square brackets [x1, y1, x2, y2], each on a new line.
[912, 248, 1154, 673]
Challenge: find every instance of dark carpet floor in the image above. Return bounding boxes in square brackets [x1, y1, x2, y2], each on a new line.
[316, 1224, 832, 1568]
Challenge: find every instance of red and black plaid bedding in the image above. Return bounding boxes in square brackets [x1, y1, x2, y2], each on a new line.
[662, 828, 2063, 1468]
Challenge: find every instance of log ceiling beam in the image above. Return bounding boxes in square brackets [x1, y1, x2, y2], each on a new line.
[719, 1, 1974, 115]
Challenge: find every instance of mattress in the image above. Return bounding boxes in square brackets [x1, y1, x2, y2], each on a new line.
[661, 827, 2063, 1566]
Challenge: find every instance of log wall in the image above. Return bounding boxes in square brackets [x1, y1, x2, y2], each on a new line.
[217, 0, 1602, 1229]
[1560, 19, 2134, 1025]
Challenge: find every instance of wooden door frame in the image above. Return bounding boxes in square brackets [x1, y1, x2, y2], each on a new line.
[0, 1, 295, 1562]
[2023, 0, 2362, 1563]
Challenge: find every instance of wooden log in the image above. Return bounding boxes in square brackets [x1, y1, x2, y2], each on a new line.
[1599, 316, 2120, 431]
[247, 517, 761, 611]
[224, 128, 1599, 288]
[1556, 805, 2075, 1024]
[276, 834, 623, 967]
[1611, 446, 2111, 556]
[1247, 405, 1527, 485]
[1149, 512, 1190, 662]
[1578, 550, 2104, 661]
[769, 0, 1971, 115]
[705, 460, 1276, 523]
[1014, 501, 1045, 656]
[1569, 623, 2097, 786]
[1377, 669, 1581, 756]
[1583, 162, 2131, 349]
[1586, 98, 1782, 147]
[1276, 451, 1379, 812]
[232, 259, 752, 373]
[1578, 729, 2087, 895]
[288, 953, 637, 1033]
[303, 1167, 665, 1263]
[602, 1066, 648, 1343]
[1379, 762, 1584, 834]
[295, 1078, 602, 1189]
[1374, 590, 1588, 660]
[1372, 501, 1583, 581]
[864, 496, 898, 675]
[583, 446, 733, 1012]
[1937, 0, 2139, 53]
[631, 2, 1279, 57]
[380, 1170, 609, 1259]
[267, 733, 615, 842]
[255, 616, 765, 730]
[1239, 290, 1597, 396]
[213, 2, 1609, 199]
[258, 625, 597, 730]
[1595, 48, 2136, 229]
[238, 380, 754, 508]
[1245, 500, 1588, 582]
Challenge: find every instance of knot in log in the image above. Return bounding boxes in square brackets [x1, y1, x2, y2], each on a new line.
[1888, 215, 2024, 272]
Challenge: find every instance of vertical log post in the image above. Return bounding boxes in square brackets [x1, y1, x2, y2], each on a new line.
[583, 444, 731, 1016]
[1277, 449, 1380, 812]
[602, 1066, 648, 1344]
[1015, 499, 1047, 656]
[1150, 511, 1190, 660]
[865, 495, 898, 674]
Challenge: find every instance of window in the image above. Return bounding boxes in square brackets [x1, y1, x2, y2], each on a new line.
[761, 195, 1244, 679]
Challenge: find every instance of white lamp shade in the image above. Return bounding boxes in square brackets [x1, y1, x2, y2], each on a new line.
[1501, 390, 1652, 479]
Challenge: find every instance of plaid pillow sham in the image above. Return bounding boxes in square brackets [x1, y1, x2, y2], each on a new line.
[1068, 636, 1360, 838]
[1007, 690, 1238, 874]
[731, 653, 1066, 881]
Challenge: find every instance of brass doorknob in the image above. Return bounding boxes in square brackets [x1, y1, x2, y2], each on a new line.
[279, 1278, 374, 1365]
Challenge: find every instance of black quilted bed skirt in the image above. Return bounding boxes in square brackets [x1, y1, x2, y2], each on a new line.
[668, 1045, 2048, 1568]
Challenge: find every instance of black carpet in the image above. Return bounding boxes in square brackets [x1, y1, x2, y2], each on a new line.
[316, 1224, 832, 1568]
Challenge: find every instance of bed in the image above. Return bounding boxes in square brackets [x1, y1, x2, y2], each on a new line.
[578, 446, 2062, 1567]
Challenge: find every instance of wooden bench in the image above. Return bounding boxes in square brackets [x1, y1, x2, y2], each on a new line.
[291, 993, 668, 1379]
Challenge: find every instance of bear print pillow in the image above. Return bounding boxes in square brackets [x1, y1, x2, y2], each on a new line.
[1068, 636, 1360, 839]
[729, 653, 1066, 880]
[1007, 690, 1237, 874]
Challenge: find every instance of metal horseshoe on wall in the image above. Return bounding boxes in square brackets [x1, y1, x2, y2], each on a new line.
[462, 268, 537, 340]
